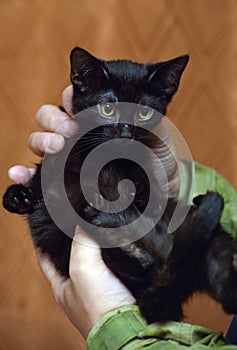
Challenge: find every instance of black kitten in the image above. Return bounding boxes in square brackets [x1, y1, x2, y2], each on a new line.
[3, 48, 237, 323]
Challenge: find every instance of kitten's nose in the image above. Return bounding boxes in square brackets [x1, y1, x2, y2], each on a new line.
[120, 124, 132, 138]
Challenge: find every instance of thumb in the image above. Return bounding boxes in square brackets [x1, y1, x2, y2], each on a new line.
[69, 226, 104, 276]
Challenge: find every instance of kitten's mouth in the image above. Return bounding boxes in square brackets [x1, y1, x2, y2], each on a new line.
[117, 138, 134, 147]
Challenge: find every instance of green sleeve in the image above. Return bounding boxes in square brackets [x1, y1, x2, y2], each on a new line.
[87, 306, 236, 349]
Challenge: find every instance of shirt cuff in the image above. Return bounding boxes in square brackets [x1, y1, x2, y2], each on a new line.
[86, 305, 147, 350]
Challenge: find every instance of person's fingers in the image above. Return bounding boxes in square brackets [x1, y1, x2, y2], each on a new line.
[35, 105, 78, 138]
[28, 132, 65, 156]
[36, 249, 68, 303]
[62, 85, 73, 115]
[36, 250, 59, 283]
[8, 166, 35, 184]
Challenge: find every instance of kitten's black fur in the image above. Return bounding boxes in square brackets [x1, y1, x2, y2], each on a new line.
[3, 48, 237, 323]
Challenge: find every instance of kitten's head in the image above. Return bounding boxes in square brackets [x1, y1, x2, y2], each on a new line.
[70, 47, 189, 115]
[69, 47, 189, 149]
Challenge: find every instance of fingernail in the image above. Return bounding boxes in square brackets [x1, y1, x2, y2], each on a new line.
[46, 134, 65, 154]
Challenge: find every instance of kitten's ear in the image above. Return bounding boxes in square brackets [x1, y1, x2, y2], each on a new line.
[148, 55, 189, 98]
[70, 47, 108, 90]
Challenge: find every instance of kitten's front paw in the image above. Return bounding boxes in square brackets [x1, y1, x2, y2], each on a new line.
[3, 184, 37, 214]
[192, 192, 224, 235]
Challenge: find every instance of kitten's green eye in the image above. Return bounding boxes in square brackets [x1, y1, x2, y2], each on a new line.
[138, 107, 153, 120]
[99, 103, 115, 117]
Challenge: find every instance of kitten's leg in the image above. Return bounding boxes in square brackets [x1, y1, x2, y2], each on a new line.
[3, 184, 38, 214]
[204, 230, 237, 314]
[138, 283, 183, 323]
[88, 211, 124, 247]
[191, 191, 224, 234]
[169, 192, 224, 266]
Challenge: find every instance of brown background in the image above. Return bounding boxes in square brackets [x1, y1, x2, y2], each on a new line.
[0, 1, 237, 349]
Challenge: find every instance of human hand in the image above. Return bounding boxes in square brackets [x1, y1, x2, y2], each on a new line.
[8, 85, 78, 184]
[36, 226, 135, 338]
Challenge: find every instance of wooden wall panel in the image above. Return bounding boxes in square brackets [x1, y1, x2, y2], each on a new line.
[0, 1, 236, 349]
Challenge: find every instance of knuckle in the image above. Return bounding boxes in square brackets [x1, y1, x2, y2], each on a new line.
[36, 105, 59, 131]
[35, 104, 52, 123]
[28, 132, 45, 154]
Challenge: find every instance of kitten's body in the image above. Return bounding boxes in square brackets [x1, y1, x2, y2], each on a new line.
[3, 48, 237, 323]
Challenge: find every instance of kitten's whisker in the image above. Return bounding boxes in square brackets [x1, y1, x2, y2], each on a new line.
[69, 139, 106, 158]
[68, 133, 104, 142]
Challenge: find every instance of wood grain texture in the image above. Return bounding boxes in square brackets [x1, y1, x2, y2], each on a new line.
[0, 1, 236, 349]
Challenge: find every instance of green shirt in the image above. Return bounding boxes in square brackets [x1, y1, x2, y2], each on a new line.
[87, 306, 237, 349]
[87, 162, 237, 349]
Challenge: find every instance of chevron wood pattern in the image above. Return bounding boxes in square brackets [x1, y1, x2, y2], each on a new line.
[0, 1, 236, 349]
